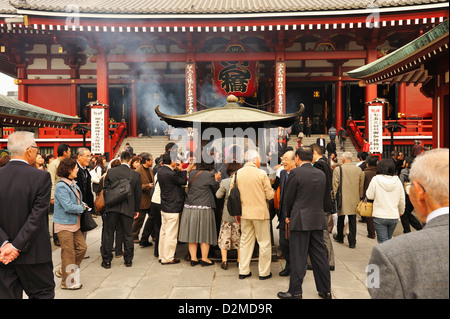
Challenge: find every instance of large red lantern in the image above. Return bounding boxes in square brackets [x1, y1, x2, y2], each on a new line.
[212, 43, 259, 98]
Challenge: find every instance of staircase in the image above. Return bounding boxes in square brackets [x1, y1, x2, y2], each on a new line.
[287, 134, 359, 163]
[118, 136, 183, 159]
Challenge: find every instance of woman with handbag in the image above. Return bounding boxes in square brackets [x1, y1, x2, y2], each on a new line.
[53, 157, 88, 290]
[366, 159, 405, 244]
[215, 163, 242, 270]
[178, 160, 221, 267]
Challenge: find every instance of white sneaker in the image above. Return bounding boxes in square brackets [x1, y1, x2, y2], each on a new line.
[55, 269, 62, 278]
[61, 283, 83, 290]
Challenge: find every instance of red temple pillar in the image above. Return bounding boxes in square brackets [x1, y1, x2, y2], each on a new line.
[334, 61, 344, 129]
[398, 83, 407, 117]
[17, 64, 28, 103]
[129, 79, 138, 137]
[70, 81, 78, 117]
[365, 47, 378, 133]
[96, 45, 111, 158]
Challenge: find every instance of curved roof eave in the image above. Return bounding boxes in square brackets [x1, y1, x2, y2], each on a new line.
[348, 19, 449, 79]
[9, 1, 449, 20]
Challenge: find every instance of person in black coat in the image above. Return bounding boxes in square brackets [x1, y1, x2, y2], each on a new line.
[75, 148, 95, 214]
[100, 151, 142, 268]
[0, 131, 55, 299]
[157, 152, 194, 264]
[272, 150, 297, 277]
[278, 146, 331, 299]
[310, 144, 335, 270]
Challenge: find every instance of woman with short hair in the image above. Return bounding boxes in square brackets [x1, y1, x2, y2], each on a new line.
[53, 157, 88, 290]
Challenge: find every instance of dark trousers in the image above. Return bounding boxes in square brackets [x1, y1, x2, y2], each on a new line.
[337, 214, 357, 246]
[101, 212, 134, 263]
[401, 195, 423, 233]
[132, 208, 149, 241]
[149, 203, 162, 257]
[0, 261, 55, 299]
[366, 217, 376, 238]
[279, 226, 290, 271]
[139, 208, 155, 244]
[289, 230, 331, 295]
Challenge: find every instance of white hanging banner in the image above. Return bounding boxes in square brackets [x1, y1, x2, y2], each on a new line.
[91, 108, 105, 154]
[368, 103, 383, 153]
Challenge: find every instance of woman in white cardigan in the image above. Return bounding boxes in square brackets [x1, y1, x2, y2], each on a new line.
[366, 159, 405, 244]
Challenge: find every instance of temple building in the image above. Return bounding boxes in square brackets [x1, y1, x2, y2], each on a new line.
[0, 0, 448, 158]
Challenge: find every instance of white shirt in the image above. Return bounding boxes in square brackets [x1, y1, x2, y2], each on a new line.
[426, 207, 449, 223]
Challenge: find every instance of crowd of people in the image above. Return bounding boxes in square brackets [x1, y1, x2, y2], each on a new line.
[0, 131, 448, 300]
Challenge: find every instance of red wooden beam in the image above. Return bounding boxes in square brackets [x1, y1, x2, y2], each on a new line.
[107, 51, 366, 63]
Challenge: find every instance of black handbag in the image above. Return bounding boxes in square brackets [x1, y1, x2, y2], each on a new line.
[80, 207, 98, 232]
[104, 170, 132, 207]
[60, 180, 98, 232]
[227, 171, 242, 217]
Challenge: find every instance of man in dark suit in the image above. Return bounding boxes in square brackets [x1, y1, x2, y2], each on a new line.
[310, 144, 335, 271]
[0, 131, 55, 299]
[100, 151, 142, 268]
[157, 152, 193, 264]
[277, 137, 287, 165]
[278, 146, 331, 299]
[273, 150, 296, 276]
[75, 147, 95, 216]
[316, 134, 326, 150]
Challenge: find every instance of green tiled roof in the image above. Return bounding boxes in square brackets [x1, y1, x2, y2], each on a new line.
[348, 19, 449, 79]
[0, 94, 79, 126]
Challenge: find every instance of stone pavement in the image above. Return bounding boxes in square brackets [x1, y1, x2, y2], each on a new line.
[49, 214, 408, 300]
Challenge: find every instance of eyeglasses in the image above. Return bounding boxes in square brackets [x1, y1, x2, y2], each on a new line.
[28, 145, 39, 151]
[406, 181, 426, 195]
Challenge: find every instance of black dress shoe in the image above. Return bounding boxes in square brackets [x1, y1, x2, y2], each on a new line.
[124, 262, 132, 267]
[259, 273, 272, 280]
[329, 266, 335, 271]
[349, 244, 356, 249]
[277, 291, 302, 299]
[333, 234, 344, 243]
[101, 261, 111, 269]
[139, 241, 153, 248]
[190, 260, 201, 267]
[279, 268, 290, 277]
[318, 291, 332, 299]
[200, 260, 214, 267]
[239, 272, 252, 279]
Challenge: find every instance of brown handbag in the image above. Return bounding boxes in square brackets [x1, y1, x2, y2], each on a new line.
[94, 176, 105, 213]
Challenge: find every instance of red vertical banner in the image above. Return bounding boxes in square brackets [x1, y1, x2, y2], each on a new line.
[185, 62, 196, 114]
[365, 48, 378, 132]
[130, 80, 138, 137]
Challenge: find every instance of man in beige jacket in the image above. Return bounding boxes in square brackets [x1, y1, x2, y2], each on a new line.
[332, 152, 364, 248]
[232, 150, 274, 280]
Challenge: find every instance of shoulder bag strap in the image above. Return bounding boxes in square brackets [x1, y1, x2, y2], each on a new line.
[188, 170, 203, 189]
